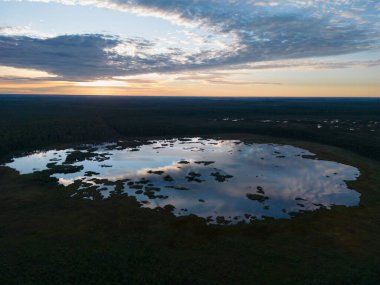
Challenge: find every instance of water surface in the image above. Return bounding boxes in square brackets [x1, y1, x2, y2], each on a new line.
[5, 138, 360, 224]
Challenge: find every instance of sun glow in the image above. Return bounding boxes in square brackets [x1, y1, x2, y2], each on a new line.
[76, 80, 129, 87]
[0, 66, 57, 78]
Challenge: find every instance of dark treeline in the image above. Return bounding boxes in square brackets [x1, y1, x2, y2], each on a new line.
[1, 95, 380, 160]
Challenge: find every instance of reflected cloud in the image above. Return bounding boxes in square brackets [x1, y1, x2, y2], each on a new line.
[4, 138, 361, 224]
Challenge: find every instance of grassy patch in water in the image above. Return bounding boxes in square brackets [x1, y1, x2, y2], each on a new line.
[246, 193, 269, 203]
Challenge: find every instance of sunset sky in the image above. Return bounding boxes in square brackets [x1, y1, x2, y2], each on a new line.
[0, 0, 379, 97]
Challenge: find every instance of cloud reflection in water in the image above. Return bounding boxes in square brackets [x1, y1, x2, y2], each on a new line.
[5, 138, 360, 224]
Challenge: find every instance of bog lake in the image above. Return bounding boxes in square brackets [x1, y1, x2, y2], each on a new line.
[4, 138, 360, 224]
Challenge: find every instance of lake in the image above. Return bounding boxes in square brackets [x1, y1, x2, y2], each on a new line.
[5, 138, 360, 224]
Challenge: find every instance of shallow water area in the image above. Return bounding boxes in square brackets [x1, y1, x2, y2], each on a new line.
[5, 138, 361, 224]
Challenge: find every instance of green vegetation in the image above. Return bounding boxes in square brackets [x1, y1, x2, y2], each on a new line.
[194, 161, 215, 166]
[186, 171, 204, 183]
[84, 171, 100, 177]
[48, 164, 84, 174]
[147, 170, 165, 175]
[0, 96, 379, 284]
[246, 193, 269, 203]
[210, 171, 233, 182]
[0, 96, 379, 161]
[163, 175, 174, 182]
[64, 150, 98, 164]
[257, 186, 265, 194]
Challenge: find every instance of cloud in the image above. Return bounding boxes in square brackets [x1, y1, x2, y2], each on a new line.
[1, 0, 380, 80]
[0, 66, 57, 79]
[175, 72, 281, 85]
[0, 34, 187, 80]
[0, 26, 49, 37]
[0, 33, 238, 80]
[0, 34, 120, 80]
[227, 58, 380, 71]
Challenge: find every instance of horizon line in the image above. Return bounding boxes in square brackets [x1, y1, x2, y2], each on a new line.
[0, 94, 379, 99]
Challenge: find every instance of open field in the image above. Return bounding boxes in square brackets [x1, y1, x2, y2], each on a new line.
[0, 95, 380, 284]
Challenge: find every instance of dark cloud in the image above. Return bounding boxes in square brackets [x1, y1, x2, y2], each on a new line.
[0, 0, 379, 79]
[0, 33, 236, 79]
[0, 34, 192, 80]
[0, 34, 122, 79]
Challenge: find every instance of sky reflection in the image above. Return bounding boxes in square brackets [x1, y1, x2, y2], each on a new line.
[5, 138, 360, 224]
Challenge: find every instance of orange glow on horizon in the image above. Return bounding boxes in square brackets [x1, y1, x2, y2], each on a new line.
[0, 65, 379, 97]
[0, 80, 379, 97]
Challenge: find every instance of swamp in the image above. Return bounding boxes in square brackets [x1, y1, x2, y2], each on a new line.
[0, 95, 379, 284]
